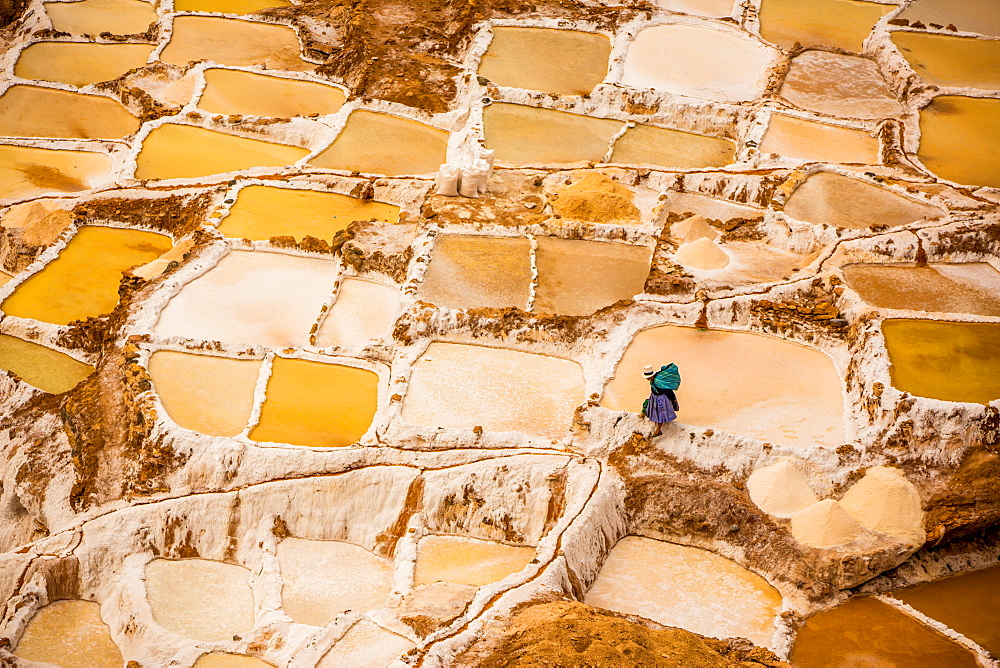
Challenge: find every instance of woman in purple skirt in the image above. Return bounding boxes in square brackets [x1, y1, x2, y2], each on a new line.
[641, 364, 679, 436]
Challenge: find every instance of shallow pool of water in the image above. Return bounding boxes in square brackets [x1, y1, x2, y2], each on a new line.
[145, 558, 255, 642]
[653, 0, 734, 16]
[250, 356, 378, 447]
[898, 0, 1000, 37]
[309, 110, 449, 176]
[609, 123, 735, 169]
[842, 263, 1000, 316]
[918, 95, 1000, 189]
[883, 319, 1000, 405]
[790, 596, 977, 667]
[414, 534, 535, 587]
[760, 113, 880, 164]
[218, 185, 398, 243]
[601, 326, 844, 448]
[134, 124, 309, 181]
[44, 0, 157, 35]
[892, 31, 1000, 91]
[15, 42, 154, 87]
[478, 27, 610, 96]
[783, 172, 943, 229]
[0, 144, 112, 199]
[621, 23, 777, 103]
[194, 654, 274, 668]
[3, 225, 172, 325]
[148, 351, 260, 436]
[483, 103, 623, 165]
[779, 50, 903, 119]
[198, 69, 346, 118]
[314, 278, 401, 349]
[0, 334, 93, 394]
[585, 536, 781, 647]
[402, 342, 585, 439]
[174, 0, 290, 12]
[14, 600, 123, 668]
[418, 235, 531, 310]
[160, 16, 312, 71]
[758, 0, 893, 52]
[533, 238, 650, 316]
[277, 538, 393, 625]
[0, 85, 139, 139]
[318, 620, 414, 668]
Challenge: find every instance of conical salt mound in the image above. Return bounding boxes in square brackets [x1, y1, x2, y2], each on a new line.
[675, 237, 729, 270]
[840, 466, 924, 542]
[791, 499, 864, 549]
[672, 214, 719, 244]
[747, 460, 819, 518]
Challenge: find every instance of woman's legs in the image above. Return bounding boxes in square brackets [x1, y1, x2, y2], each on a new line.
[651, 421, 663, 437]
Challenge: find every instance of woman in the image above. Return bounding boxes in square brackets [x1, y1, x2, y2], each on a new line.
[641, 364, 680, 436]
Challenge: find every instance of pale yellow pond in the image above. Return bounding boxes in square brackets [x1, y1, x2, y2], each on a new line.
[2, 225, 172, 325]
[44, 0, 157, 35]
[219, 185, 398, 242]
[314, 278, 401, 349]
[585, 536, 782, 647]
[278, 538, 393, 626]
[0, 334, 94, 394]
[899, 0, 1000, 38]
[194, 654, 274, 668]
[892, 31, 1000, 91]
[602, 326, 844, 448]
[160, 16, 312, 72]
[145, 558, 255, 642]
[309, 110, 449, 176]
[784, 172, 943, 229]
[883, 319, 1000, 405]
[318, 620, 414, 668]
[15, 43, 154, 87]
[402, 342, 585, 439]
[14, 600, 123, 668]
[780, 50, 903, 119]
[758, 0, 893, 52]
[134, 124, 309, 180]
[0, 85, 139, 139]
[533, 238, 651, 316]
[610, 123, 735, 169]
[918, 95, 1000, 189]
[414, 535, 535, 587]
[418, 235, 531, 310]
[842, 263, 1000, 317]
[0, 144, 112, 199]
[148, 351, 261, 437]
[174, 0, 290, 12]
[250, 357, 379, 447]
[483, 102, 623, 165]
[653, 0, 734, 16]
[198, 68, 346, 118]
[760, 113, 880, 164]
[478, 27, 610, 95]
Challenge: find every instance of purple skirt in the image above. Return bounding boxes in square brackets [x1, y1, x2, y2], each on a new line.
[645, 394, 676, 423]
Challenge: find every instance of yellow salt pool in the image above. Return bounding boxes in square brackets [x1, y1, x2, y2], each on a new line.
[0, 85, 140, 139]
[160, 16, 312, 72]
[418, 235, 532, 310]
[198, 68, 346, 118]
[477, 27, 610, 96]
[758, 0, 893, 52]
[44, 0, 157, 35]
[14, 42, 154, 88]
[0, 334, 93, 394]
[918, 95, 1000, 189]
[14, 600, 123, 668]
[414, 534, 535, 587]
[0, 144, 112, 199]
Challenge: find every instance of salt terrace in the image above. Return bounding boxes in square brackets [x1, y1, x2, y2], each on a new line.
[0, 0, 998, 665]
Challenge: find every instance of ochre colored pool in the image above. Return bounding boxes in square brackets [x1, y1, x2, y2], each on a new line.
[414, 535, 535, 587]
[0, 334, 94, 394]
[160, 16, 312, 71]
[198, 68, 346, 118]
[418, 235, 532, 310]
[758, 0, 893, 52]
[918, 95, 1000, 189]
[44, 0, 157, 35]
[14, 42, 155, 87]
[0, 85, 140, 139]
[14, 600, 123, 668]
[478, 27, 610, 96]
[0, 144, 112, 199]
[892, 31, 1000, 91]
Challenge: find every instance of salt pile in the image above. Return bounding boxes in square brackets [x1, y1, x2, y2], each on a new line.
[790, 499, 864, 549]
[747, 460, 819, 518]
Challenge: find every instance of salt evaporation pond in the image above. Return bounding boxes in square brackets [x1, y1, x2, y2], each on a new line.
[14, 600, 123, 668]
[883, 319, 1000, 405]
[783, 172, 943, 229]
[418, 235, 532, 310]
[145, 558, 255, 642]
[621, 23, 778, 103]
[483, 103, 622, 165]
[314, 278, 401, 349]
[0, 86, 139, 139]
[14, 42, 154, 87]
[318, 620, 414, 668]
[779, 50, 903, 119]
[160, 17, 312, 71]
[194, 654, 274, 668]
[790, 596, 977, 667]
[918, 96, 1000, 189]
[174, 0, 289, 12]
[478, 27, 610, 96]
[0, 334, 94, 394]
[414, 535, 535, 587]
[653, 0, 734, 17]
[218, 185, 398, 242]
[585, 536, 782, 647]
[402, 342, 585, 439]
[608, 123, 735, 169]
[0, 144, 112, 199]
[44, 0, 157, 35]
[892, 31, 1000, 91]
[277, 538, 393, 625]
[134, 124, 309, 180]
[153, 249, 338, 348]
[148, 351, 261, 436]
[309, 110, 449, 176]
[532, 238, 651, 316]
[899, 0, 1000, 37]
[602, 326, 845, 448]
[842, 263, 1000, 316]
[249, 357, 379, 447]
[2, 225, 172, 325]
[757, 0, 893, 52]
[759, 113, 880, 164]
[891, 565, 1000, 655]
[198, 69, 346, 119]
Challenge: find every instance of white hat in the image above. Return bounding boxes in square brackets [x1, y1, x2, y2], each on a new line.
[642, 365, 655, 377]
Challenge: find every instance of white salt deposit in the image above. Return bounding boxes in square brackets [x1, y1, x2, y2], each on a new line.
[747, 460, 819, 519]
[314, 278, 401, 349]
[674, 237, 730, 270]
[318, 620, 414, 667]
[790, 499, 864, 549]
[671, 214, 719, 243]
[839, 466, 924, 543]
